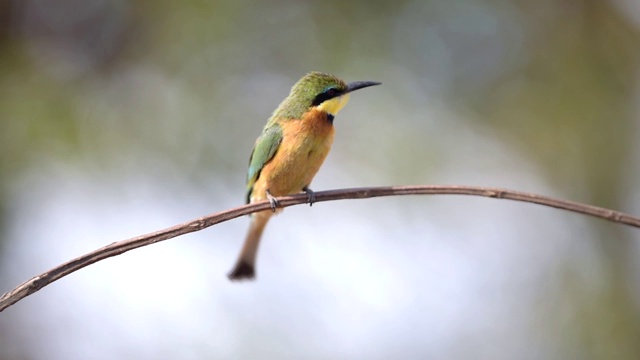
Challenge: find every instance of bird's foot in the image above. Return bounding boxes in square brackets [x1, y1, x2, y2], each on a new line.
[265, 190, 280, 212]
[303, 186, 315, 206]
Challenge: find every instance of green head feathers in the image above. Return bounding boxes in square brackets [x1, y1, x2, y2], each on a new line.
[270, 72, 380, 122]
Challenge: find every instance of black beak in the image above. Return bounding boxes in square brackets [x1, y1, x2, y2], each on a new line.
[344, 81, 381, 94]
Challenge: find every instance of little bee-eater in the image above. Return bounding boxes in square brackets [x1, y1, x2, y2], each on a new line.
[228, 72, 381, 280]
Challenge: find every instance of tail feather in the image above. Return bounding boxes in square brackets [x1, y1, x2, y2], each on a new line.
[228, 211, 272, 281]
[227, 260, 255, 280]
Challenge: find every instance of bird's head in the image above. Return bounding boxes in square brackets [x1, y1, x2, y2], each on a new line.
[273, 72, 380, 121]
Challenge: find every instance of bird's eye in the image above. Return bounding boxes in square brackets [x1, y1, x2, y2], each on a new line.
[311, 86, 341, 106]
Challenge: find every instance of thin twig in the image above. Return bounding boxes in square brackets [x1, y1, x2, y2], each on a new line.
[1, 185, 639, 312]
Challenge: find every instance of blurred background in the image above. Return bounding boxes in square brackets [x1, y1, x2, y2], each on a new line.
[1, 0, 640, 359]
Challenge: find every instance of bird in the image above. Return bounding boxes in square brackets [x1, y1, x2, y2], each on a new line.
[228, 72, 381, 280]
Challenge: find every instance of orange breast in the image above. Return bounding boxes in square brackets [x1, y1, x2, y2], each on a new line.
[250, 109, 335, 202]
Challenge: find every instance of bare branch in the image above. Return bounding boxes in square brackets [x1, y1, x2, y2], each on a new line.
[1, 185, 639, 312]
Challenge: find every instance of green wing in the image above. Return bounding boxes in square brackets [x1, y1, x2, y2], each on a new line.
[246, 124, 283, 203]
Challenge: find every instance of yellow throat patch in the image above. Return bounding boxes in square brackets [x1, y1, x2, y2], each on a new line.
[317, 94, 351, 116]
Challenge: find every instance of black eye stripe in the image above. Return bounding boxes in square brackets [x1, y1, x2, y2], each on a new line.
[311, 87, 341, 106]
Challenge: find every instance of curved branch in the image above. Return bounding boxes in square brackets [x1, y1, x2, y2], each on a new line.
[1, 185, 639, 312]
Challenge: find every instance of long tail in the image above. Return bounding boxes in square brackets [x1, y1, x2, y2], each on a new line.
[227, 211, 272, 280]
